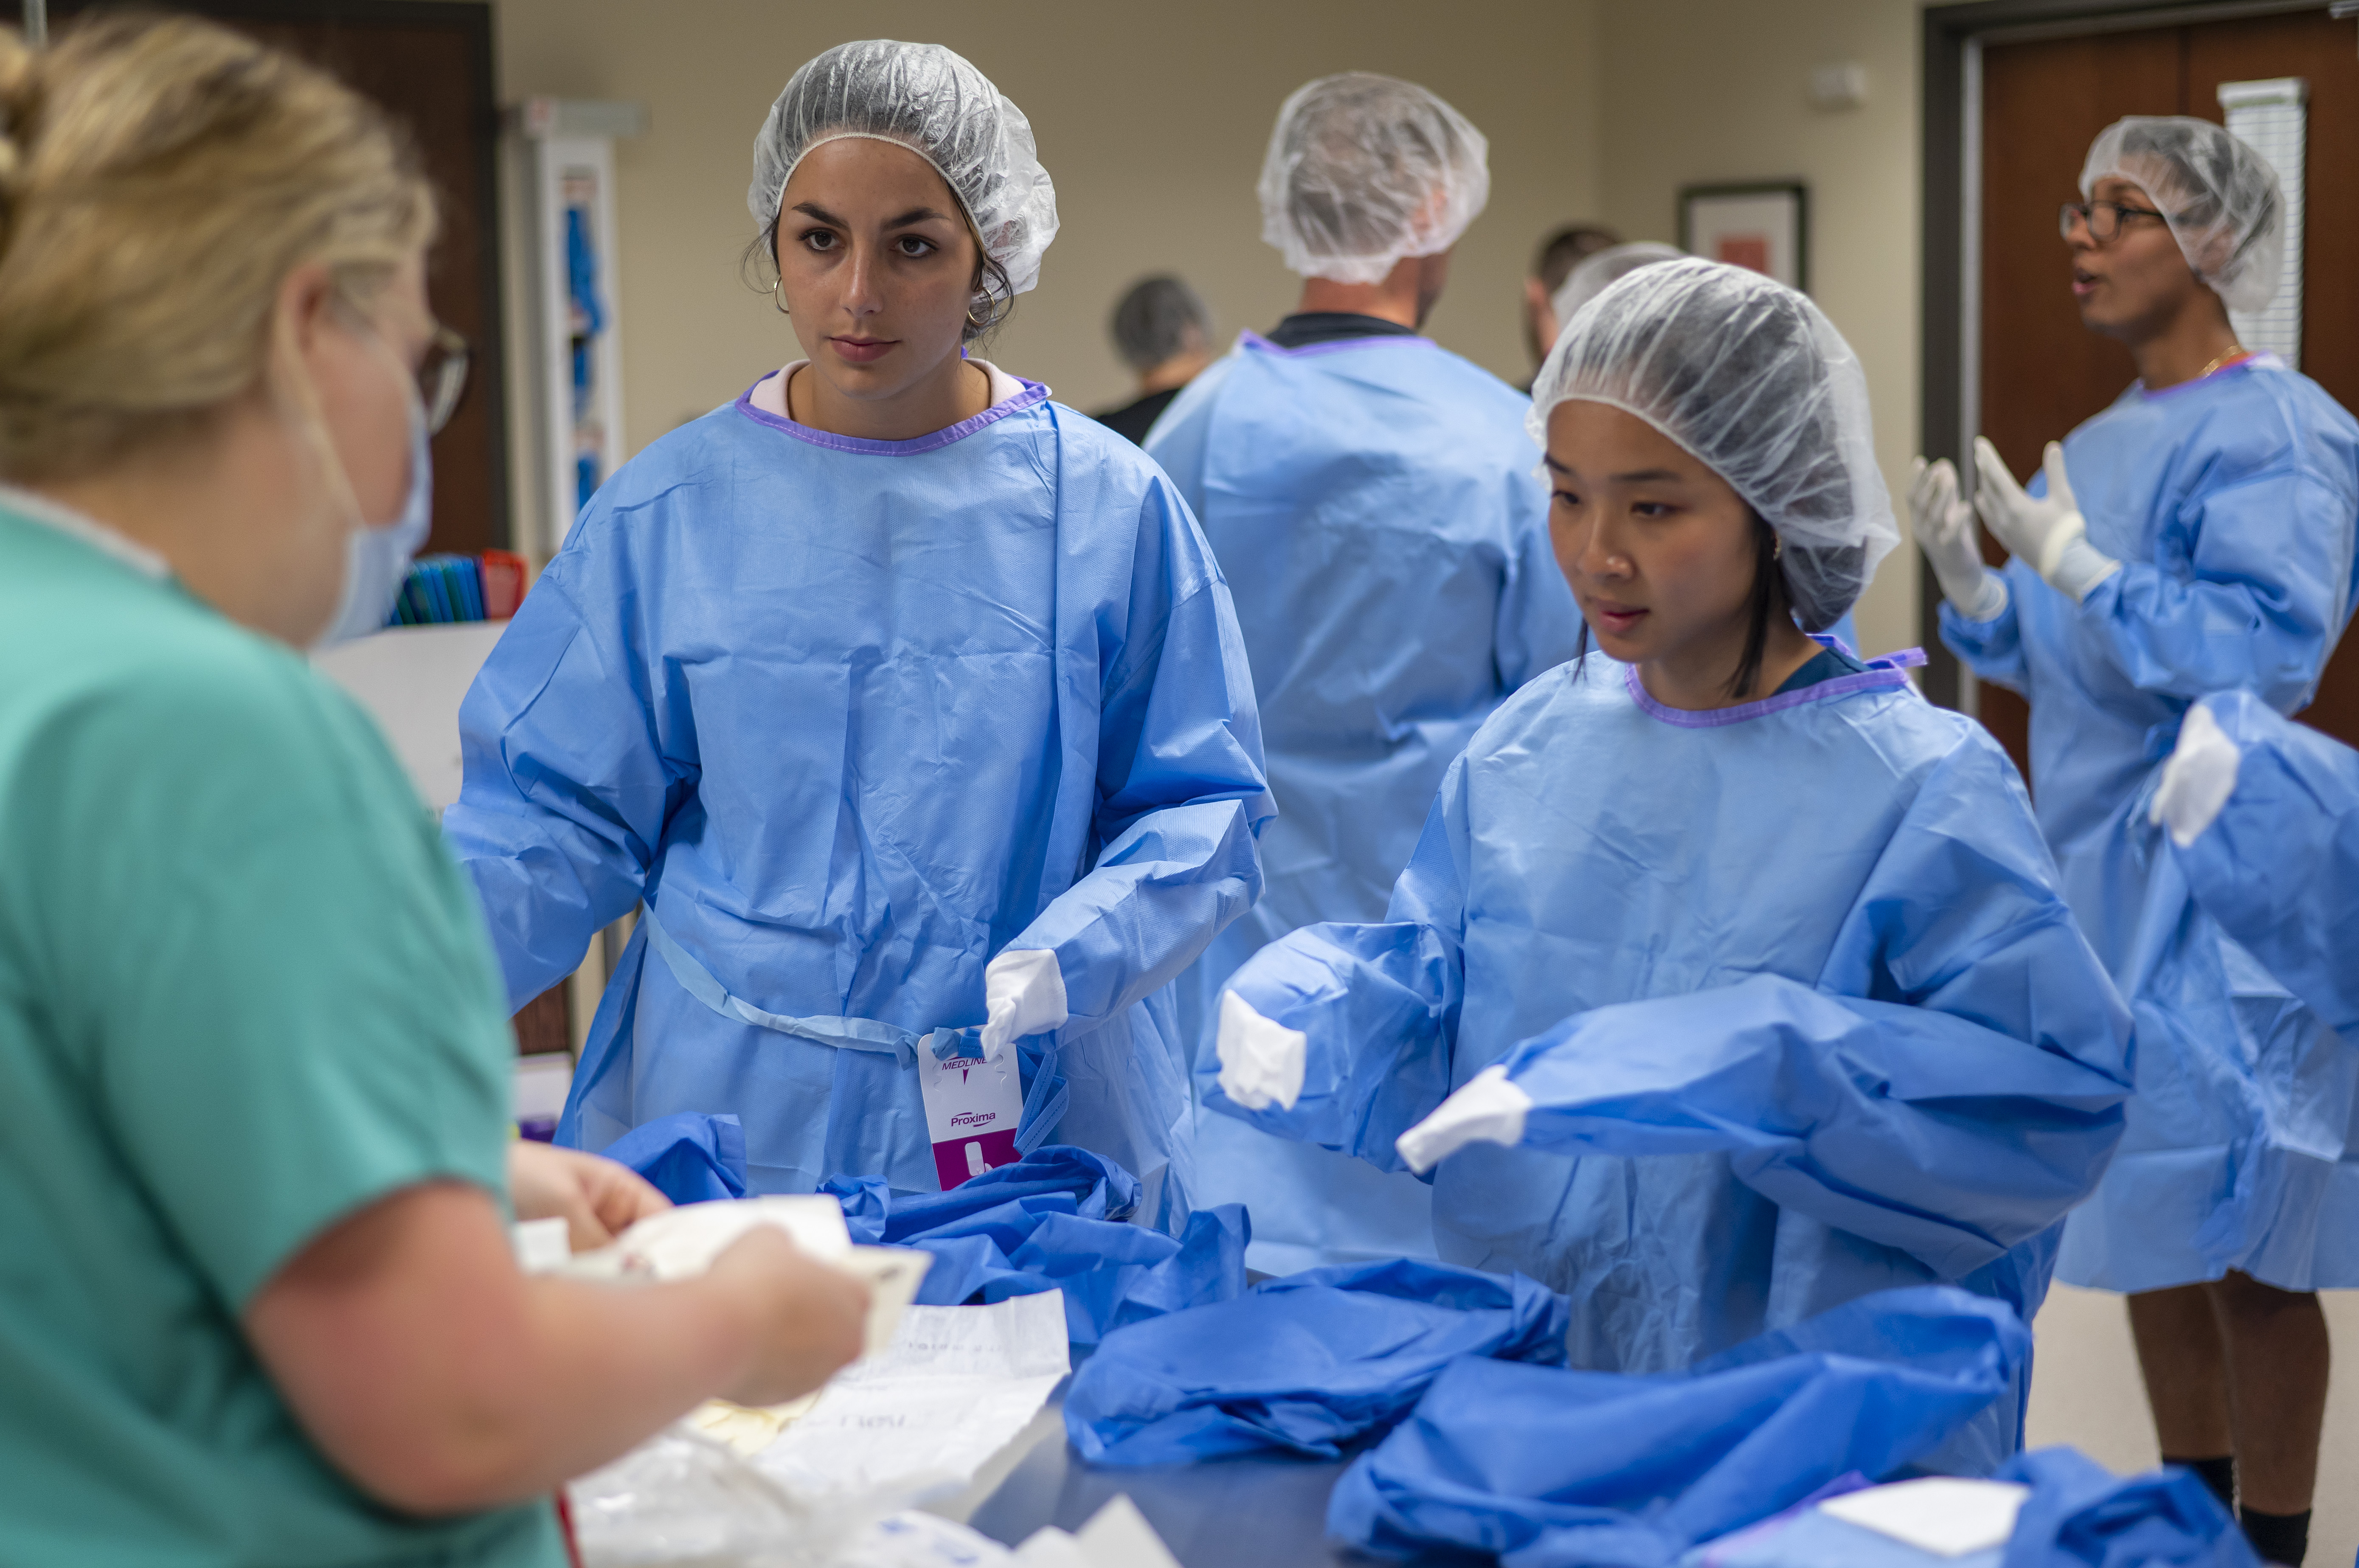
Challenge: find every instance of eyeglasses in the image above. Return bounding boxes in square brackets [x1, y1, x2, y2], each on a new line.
[418, 326, 472, 436]
[2058, 200, 2169, 243]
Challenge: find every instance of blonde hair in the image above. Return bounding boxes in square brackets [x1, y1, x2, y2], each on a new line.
[0, 14, 436, 480]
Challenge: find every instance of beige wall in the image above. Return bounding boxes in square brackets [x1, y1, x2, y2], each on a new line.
[488, 0, 1603, 539]
[1594, 0, 1924, 656]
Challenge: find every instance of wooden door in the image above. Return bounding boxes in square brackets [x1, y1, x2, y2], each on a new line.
[1979, 8, 2359, 784]
[49, 0, 510, 559]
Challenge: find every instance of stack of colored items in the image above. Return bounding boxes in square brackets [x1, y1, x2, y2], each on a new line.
[390, 550, 527, 626]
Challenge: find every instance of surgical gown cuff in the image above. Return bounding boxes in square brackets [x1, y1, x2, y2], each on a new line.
[1215, 989, 1306, 1111]
[2149, 701, 2243, 849]
[2046, 537, 2120, 603]
[1953, 573, 2010, 623]
[1396, 1064, 1532, 1173]
[981, 947, 1068, 1058]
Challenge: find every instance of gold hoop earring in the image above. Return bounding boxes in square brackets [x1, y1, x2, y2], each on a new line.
[965, 303, 987, 331]
[770, 279, 790, 317]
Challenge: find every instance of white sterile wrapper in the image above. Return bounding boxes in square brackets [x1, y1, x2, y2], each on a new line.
[560, 1196, 931, 1358]
[1817, 1477, 2033, 1558]
[755, 1293, 1071, 1504]
[569, 1425, 891, 1568]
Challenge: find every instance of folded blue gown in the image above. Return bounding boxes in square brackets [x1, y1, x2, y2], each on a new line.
[601, 1110, 748, 1206]
[1326, 1285, 2028, 1567]
[609, 1129, 1243, 1343]
[1063, 1256, 1569, 1465]
[824, 1145, 1245, 1345]
[1696, 1447, 2255, 1568]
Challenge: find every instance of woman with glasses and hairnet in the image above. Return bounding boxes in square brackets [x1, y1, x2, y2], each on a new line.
[1201, 259, 2133, 1475]
[1914, 118, 2359, 1562]
[443, 41, 1272, 1227]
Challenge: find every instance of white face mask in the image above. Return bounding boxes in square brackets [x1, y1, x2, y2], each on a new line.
[309, 335, 434, 649]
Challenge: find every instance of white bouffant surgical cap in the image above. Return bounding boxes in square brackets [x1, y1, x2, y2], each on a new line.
[1550, 242, 1685, 336]
[1529, 258, 1899, 633]
[1257, 73, 1489, 285]
[2081, 116, 2283, 315]
[748, 39, 1060, 300]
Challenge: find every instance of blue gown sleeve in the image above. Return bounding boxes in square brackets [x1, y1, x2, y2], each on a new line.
[1461, 734, 2134, 1281]
[1195, 760, 1472, 1169]
[2172, 691, 2359, 1037]
[2073, 463, 2355, 708]
[1937, 561, 2032, 693]
[1491, 488, 1586, 691]
[442, 523, 687, 1012]
[1007, 471, 1276, 1041]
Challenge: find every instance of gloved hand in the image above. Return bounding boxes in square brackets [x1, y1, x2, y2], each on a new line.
[2149, 700, 2244, 850]
[980, 948, 1067, 1060]
[1909, 455, 2008, 621]
[1972, 437, 2121, 602]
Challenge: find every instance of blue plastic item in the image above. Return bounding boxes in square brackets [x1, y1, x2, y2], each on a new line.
[1995, 1448, 2258, 1568]
[1697, 1447, 2258, 1568]
[823, 1145, 1247, 1344]
[1203, 649, 2131, 1472]
[2168, 691, 2359, 1039]
[1149, 331, 1583, 1272]
[1063, 1256, 1570, 1466]
[1327, 1286, 2029, 1567]
[443, 380, 1272, 1224]
[601, 1110, 748, 1206]
[1941, 356, 2359, 1294]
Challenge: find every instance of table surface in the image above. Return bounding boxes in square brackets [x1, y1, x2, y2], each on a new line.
[959, 1383, 1485, 1568]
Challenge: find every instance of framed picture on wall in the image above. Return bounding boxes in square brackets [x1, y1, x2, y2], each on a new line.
[1678, 182, 1809, 292]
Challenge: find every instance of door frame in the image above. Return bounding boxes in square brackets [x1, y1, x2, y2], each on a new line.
[42, 0, 513, 551]
[1917, 0, 2323, 710]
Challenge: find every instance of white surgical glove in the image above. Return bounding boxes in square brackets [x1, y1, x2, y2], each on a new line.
[1909, 455, 2008, 621]
[1972, 437, 2121, 602]
[1394, 1063, 1533, 1174]
[2149, 701, 2244, 850]
[980, 948, 1066, 1060]
[1214, 990, 1305, 1113]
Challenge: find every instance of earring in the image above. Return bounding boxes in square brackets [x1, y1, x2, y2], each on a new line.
[770, 279, 790, 317]
[1772, 535, 1785, 560]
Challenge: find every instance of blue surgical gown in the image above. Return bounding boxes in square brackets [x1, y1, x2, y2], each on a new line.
[444, 377, 1274, 1221]
[1941, 357, 2359, 1292]
[1147, 332, 1583, 1271]
[2168, 691, 2359, 1040]
[1204, 652, 2132, 1467]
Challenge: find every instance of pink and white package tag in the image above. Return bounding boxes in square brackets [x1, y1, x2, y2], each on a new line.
[918, 1044, 1023, 1191]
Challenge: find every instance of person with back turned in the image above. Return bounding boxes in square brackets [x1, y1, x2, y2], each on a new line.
[1093, 274, 1213, 444]
[1149, 73, 1583, 1274]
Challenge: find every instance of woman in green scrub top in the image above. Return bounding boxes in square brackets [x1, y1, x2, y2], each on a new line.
[0, 17, 868, 1565]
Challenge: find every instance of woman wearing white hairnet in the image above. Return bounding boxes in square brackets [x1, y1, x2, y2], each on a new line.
[1200, 259, 2133, 1473]
[1917, 118, 2359, 1557]
[444, 41, 1272, 1224]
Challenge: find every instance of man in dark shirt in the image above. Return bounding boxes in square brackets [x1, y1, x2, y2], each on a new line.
[1521, 223, 1621, 384]
[1091, 275, 1214, 445]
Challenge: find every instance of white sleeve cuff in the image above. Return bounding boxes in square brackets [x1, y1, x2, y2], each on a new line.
[1215, 990, 1306, 1112]
[1395, 1064, 1533, 1174]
